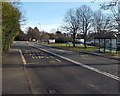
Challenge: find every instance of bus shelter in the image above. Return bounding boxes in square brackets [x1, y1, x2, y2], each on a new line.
[94, 34, 117, 53]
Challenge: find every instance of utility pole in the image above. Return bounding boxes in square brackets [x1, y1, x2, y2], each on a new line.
[39, 23, 41, 31]
[118, 1, 120, 33]
[57, 28, 59, 31]
[38, 23, 41, 42]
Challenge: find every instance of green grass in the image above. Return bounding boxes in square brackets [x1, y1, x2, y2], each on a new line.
[43, 43, 93, 47]
[38, 42, 120, 57]
[40, 43, 95, 52]
[116, 51, 120, 57]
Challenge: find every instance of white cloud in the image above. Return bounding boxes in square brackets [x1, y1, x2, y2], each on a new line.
[40, 24, 61, 32]
[21, 24, 61, 33]
[3, 0, 114, 2]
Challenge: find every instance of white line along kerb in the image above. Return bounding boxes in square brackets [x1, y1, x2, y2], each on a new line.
[30, 44, 120, 82]
[19, 49, 27, 65]
[19, 49, 36, 94]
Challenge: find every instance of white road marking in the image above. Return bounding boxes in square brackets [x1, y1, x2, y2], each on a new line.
[35, 56, 38, 59]
[41, 56, 44, 59]
[50, 61, 56, 63]
[32, 56, 35, 59]
[38, 56, 41, 58]
[56, 59, 61, 62]
[30, 45, 120, 81]
[45, 57, 49, 58]
[19, 49, 36, 94]
[19, 49, 27, 65]
[89, 84, 95, 88]
[50, 56, 54, 58]
[28, 62, 39, 64]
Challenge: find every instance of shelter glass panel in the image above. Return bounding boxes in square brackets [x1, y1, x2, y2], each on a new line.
[112, 39, 117, 52]
[95, 39, 99, 51]
[100, 39, 104, 52]
[105, 39, 111, 52]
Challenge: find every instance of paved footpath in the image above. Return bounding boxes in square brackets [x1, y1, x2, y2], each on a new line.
[2, 44, 31, 94]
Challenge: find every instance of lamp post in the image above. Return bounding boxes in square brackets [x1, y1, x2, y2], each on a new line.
[39, 23, 41, 31]
[38, 23, 41, 42]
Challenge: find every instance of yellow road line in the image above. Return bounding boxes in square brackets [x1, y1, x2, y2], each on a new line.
[32, 56, 35, 59]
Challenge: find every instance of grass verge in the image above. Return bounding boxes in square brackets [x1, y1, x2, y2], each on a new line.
[39, 42, 120, 57]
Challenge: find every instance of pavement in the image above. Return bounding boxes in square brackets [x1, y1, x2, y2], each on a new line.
[2, 45, 31, 94]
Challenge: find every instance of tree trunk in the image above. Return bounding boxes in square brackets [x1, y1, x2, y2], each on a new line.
[84, 32, 87, 48]
[84, 38, 87, 48]
[73, 32, 76, 47]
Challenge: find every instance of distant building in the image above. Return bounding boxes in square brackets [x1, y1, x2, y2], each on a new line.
[48, 39, 55, 44]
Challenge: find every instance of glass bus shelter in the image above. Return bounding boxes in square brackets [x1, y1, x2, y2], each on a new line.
[94, 34, 117, 53]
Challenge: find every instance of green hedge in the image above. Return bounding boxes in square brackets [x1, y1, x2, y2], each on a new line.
[2, 2, 21, 50]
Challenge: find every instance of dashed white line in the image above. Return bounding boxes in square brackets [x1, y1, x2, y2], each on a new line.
[30, 45, 120, 81]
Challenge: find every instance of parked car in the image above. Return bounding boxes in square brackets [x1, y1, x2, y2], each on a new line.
[65, 42, 72, 44]
[77, 43, 83, 45]
[86, 41, 94, 45]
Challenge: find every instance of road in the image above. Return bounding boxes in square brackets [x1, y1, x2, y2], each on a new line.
[5, 41, 120, 94]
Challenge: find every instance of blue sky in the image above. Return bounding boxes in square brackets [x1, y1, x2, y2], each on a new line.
[21, 2, 102, 33]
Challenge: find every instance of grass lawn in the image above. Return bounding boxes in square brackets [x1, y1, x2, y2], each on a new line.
[39, 42, 120, 57]
[116, 51, 120, 56]
[40, 43, 95, 52]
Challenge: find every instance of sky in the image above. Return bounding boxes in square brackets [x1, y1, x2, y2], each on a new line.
[21, 2, 103, 33]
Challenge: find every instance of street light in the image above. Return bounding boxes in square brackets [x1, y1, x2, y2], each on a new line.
[39, 23, 41, 31]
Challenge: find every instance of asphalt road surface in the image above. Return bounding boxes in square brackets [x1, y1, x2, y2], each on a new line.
[15, 41, 119, 94]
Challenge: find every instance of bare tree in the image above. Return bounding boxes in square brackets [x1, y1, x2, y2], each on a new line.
[49, 33, 55, 39]
[100, 1, 120, 34]
[63, 9, 80, 47]
[34, 27, 40, 41]
[93, 10, 112, 33]
[27, 27, 34, 41]
[76, 5, 93, 48]
[42, 32, 50, 42]
[27, 27, 40, 41]
[39, 31, 50, 42]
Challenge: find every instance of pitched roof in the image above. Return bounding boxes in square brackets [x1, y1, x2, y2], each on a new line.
[94, 33, 117, 39]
